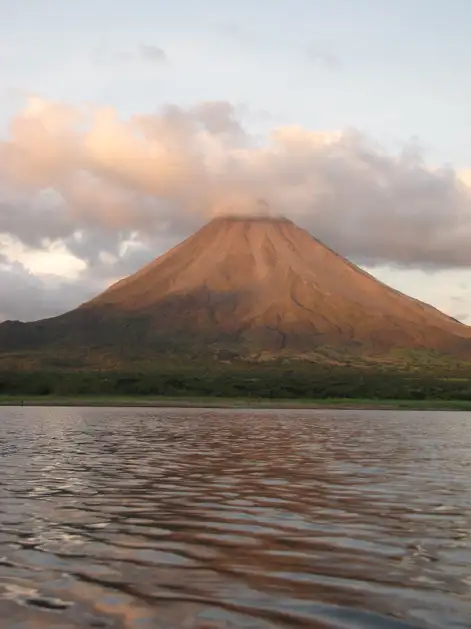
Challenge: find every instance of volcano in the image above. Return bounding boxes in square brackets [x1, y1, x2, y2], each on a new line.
[1, 216, 471, 366]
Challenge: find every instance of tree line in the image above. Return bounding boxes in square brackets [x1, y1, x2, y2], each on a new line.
[1, 366, 471, 400]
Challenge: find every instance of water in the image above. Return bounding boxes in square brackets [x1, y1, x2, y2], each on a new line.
[0, 408, 470, 628]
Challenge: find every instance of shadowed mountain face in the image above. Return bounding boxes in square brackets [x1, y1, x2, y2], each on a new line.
[1, 216, 471, 365]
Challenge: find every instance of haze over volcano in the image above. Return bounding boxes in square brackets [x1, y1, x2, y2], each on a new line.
[1, 215, 471, 367]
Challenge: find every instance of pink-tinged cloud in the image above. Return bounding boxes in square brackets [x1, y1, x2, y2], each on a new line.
[1, 96, 471, 270]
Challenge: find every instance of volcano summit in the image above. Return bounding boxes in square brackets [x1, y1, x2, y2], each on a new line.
[1, 216, 471, 367]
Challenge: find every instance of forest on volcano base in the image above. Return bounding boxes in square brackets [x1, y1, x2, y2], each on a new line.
[2, 363, 471, 401]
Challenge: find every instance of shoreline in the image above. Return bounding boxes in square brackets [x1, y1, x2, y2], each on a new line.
[1, 396, 471, 411]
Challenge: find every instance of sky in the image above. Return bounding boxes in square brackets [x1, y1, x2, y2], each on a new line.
[2, 0, 471, 322]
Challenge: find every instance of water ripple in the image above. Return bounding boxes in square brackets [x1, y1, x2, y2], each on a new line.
[0, 407, 470, 628]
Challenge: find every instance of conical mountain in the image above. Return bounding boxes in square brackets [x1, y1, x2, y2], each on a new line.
[1, 215, 471, 365]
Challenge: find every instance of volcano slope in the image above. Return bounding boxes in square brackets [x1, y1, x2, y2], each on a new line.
[1, 216, 471, 368]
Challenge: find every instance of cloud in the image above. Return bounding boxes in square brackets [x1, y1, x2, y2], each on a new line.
[0, 237, 161, 321]
[0, 260, 96, 321]
[213, 22, 254, 45]
[305, 44, 342, 71]
[450, 295, 471, 323]
[92, 43, 168, 66]
[138, 44, 167, 63]
[2, 94, 471, 294]
[191, 101, 246, 136]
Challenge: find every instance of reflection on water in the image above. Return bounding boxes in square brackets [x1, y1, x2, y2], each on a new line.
[0, 408, 470, 628]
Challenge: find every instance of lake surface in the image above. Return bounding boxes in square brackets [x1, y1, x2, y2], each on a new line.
[0, 408, 470, 628]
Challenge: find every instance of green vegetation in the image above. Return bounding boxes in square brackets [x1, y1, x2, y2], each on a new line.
[1, 363, 471, 408]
